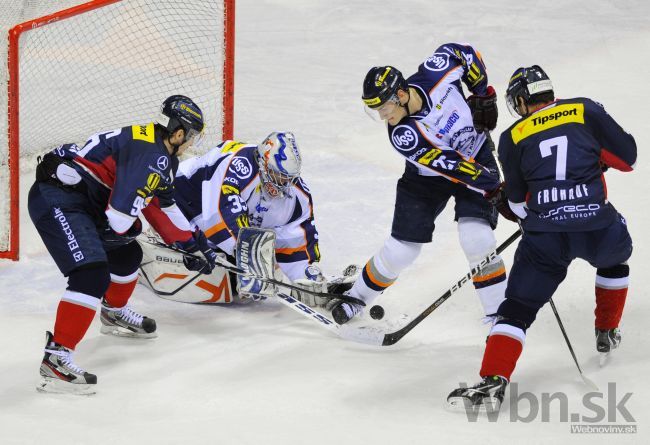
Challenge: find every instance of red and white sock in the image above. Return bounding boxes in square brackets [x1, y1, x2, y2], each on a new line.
[480, 323, 526, 381]
[103, 271, 139, 309]
[595, 273, 628, 330]
[53, 290, 100, 350]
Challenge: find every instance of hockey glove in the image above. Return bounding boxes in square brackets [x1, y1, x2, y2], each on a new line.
[99, 218, 142, 245]
[485, 183, 518, 223]
[176, 229, 219, 274]
[291, 264, 329, 308]
[467, 86, 498, 132]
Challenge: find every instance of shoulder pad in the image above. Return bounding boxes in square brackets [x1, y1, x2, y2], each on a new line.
[131, 123, 156, 144]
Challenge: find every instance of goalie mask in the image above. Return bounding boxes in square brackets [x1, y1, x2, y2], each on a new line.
[257, 131, 301, 198]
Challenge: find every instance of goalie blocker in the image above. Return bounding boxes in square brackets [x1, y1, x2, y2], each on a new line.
[138, 228, 359, 305]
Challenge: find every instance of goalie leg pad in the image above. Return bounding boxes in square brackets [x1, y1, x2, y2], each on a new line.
[236, 228, 277, 299]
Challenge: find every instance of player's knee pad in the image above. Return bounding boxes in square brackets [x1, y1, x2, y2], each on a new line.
[106, 241, 143, 277]
[375, 236, 422, 278]
[497, 298, 539, 331]
[67, 263, 111, 298]
[457, 217, 497, 263]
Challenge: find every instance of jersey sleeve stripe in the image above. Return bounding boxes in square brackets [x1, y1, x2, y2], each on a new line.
[428, 65, 462, 95]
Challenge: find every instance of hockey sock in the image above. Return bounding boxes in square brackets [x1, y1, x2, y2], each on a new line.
[595, 264, 629, 330]
[472, 257, 507, 315]
[480, 323, 525, 381]
[350, 236, 421, 304]
[103, 271, 139, 308]
[53, 290, 100, 350]
[458, 217, 506, 315]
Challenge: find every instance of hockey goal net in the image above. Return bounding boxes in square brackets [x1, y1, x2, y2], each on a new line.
[0, 0, 235, 260]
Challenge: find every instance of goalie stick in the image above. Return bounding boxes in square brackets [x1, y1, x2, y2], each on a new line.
[145, 240, 366, 307]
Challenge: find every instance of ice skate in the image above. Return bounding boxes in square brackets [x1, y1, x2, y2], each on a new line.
[327, 297, 362, 325]
[446, 375, 508, 413]
[100, 300, 157, 338]
[38, 331, 97, 395]
[596, 328, 621, 367]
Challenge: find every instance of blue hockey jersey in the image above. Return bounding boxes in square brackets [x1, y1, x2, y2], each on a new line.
[385, 42, 500, 195]
[498, 98, 636, 231]
[58, 123, 191, 235]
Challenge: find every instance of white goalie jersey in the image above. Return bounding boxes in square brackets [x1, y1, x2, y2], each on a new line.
[173, 141, 321, 280]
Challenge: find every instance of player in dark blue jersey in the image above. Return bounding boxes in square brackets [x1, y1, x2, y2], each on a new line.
[329, 43, 514, 325]
[448, 66, 636, 412]
[29, 95, 218, 394]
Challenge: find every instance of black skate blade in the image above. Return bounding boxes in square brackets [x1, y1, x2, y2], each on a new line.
[37, 377, 96, 396]
[100, 325, 157, 339]
[445, 396, 502, 414]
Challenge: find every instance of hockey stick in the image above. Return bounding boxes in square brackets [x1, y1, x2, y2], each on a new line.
[273, 292, 386, 345]
[380, 228, 522, 346]
[549, 299, 599, 390]
[146, 240, 366, 307]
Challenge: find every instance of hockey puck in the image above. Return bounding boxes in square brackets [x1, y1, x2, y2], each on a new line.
[369, 305, 385, 320]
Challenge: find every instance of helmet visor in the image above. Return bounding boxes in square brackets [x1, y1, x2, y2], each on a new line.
[505, 92, 521, 117]
[364, 94, 400, 122]
[184, 126, 205, 147]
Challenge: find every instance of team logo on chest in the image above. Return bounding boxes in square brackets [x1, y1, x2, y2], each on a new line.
[391, 125, 419, 151]
[229, 156, 253, 179]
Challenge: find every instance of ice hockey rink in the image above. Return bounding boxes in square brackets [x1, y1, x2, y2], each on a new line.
[1, 0, 648, 443]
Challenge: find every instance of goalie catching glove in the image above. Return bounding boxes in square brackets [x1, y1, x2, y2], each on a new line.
[291, 264, 361, 308]
[290, 265, 328, 307]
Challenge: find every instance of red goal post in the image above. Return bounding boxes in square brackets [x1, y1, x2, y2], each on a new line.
[0, 0, 235, 260]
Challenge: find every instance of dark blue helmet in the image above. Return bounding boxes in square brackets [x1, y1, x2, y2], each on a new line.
[505, 65, 554, 116]
[362, 66, 408, 109]
[158, 95, 205, 142]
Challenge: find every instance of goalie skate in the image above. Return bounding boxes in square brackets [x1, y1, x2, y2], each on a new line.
[446, 375, 508, 413]
[100, 301, 157, 338]
[37, 332, 97, 395]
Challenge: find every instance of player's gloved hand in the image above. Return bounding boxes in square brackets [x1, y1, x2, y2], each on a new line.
[99, 218, 142, 245]
[467, 85, 498, 132]
[485, 183, 518, 223]
[176, 229, 219, 274]
[291, 264, 329, 308]
[599, 161, 610, 172]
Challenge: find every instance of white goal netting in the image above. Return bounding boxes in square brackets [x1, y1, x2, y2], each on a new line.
[1, 0, 233, 256]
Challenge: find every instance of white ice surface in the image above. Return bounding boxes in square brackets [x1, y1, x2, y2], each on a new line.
[1, 1, 649, 444]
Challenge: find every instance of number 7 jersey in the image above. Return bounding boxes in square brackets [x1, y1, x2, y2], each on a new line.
[498, 98, 637, 231]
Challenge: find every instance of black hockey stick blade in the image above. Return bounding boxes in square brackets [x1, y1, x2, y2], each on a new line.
[380, 229, 522, 346]
[147, 240, 366, 307]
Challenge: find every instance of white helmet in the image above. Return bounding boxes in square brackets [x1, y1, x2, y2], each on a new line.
[257, 131, 301, 198]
